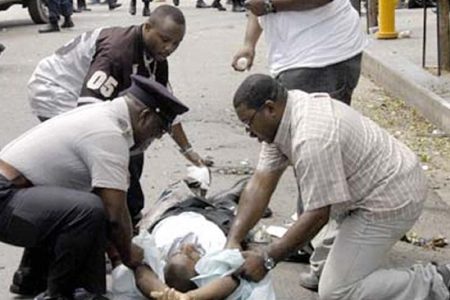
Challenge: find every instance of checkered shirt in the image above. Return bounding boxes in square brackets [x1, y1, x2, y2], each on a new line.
[257, 90, 427, 221]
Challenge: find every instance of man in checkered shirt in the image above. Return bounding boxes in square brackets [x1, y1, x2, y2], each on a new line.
[226, 74, 450, 299]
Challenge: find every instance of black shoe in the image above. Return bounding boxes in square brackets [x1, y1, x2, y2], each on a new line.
[211, 0, 226, 10]
[0, 43, 5, 55]
[38, 23, 60, 33]
[109, 2, 121, 9]
[9, 269, 46, 296]
[196, 0, 211, 8]
[34, 291, 72, 300]
[173, 0, 179, 5]
[232, 4, 245, 11]
[142, 6, 150, 16]
[61, 17, 74, 28]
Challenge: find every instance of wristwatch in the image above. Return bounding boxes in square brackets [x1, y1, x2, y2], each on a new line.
[264, 0, 276, 14]
[263, 250, 276, 271]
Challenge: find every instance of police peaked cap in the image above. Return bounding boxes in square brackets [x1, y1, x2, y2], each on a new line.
[127, 74, 189, 128]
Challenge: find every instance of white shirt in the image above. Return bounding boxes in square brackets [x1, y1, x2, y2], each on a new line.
[258, 0, 367, 76]
[0, 97, 133, 192]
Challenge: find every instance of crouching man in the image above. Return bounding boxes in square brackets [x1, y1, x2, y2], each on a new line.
[0, 75, 188, 300]
[226, 74, 450, 300]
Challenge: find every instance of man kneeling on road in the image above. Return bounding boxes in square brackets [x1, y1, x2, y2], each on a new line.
[111, 177, 275, 300]
[226, 74, 450, 299]
[0, 75, 188, 300]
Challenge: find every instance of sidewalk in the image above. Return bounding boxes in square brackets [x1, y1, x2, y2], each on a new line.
[362, 7, 450, 134]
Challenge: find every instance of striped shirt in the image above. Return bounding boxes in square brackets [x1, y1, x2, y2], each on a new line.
[257, 90, 427, 221]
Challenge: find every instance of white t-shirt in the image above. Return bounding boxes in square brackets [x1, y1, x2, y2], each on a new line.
[259, 0, 367, 76]
[0, 97, 134, 192]
[152, 211, 227, 257]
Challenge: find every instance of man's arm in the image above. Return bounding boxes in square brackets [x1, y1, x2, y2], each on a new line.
[134, 265, 169, 297]
[187, 276, 239, 300]
[95, 188, 143, 269]
[226, 168, 285, 248]
[231, 14, 262, 72]
[239, 206, 330, 282]
[170, 123, 208, 167]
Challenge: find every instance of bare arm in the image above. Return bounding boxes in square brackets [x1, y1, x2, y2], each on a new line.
[226, 168, 285, 248]
[268, 206, 330, 262]
[95, 188, 143, 269]
[237, 206, 330, 282]
[134, 265, 169, 298]
[231, 14, 262, 71]
[186, 276, 239, 300]
[170, 123, 207, 167]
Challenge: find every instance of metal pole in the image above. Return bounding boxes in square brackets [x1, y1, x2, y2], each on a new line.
[437, 0, 441, 75]
[422, 1, 427, 68]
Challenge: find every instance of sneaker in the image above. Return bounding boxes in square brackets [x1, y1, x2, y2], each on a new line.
[298, 269, 319, 292]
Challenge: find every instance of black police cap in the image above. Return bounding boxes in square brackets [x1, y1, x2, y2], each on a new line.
[126, 74, 189, 128]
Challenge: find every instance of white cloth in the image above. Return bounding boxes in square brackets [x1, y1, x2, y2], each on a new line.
[258, 0, 367, 76]
[0, 97, 133, 192]
[111, 213, 276, 300]
[28, 28, 103, 118]
[152, 212, 226, 257]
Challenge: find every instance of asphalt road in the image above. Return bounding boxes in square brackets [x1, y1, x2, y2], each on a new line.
[1, 3, 450, 299]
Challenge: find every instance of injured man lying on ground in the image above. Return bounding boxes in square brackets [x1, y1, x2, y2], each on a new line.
[111, 172, 275, 300]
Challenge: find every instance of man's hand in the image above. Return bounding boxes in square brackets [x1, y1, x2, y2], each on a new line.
[231, 46, 255, 72]
[122, 243, 144, 269]
[151, 288, 193, 300]
[244, 0, 266, 16]
[184, 150, 213, 167]
[237, 250, 268, 282]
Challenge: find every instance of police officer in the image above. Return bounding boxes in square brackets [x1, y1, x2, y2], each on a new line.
[0, 75, 189, 300]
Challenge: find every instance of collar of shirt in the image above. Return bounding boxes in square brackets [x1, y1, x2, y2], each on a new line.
[272, 92, 294, 149]
[110, 96, 135, 149]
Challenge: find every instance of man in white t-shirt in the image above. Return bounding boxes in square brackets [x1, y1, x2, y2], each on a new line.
[0, 75, 189, 300]
[231, 0, 367, 290]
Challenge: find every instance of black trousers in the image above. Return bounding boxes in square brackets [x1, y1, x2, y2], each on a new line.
[276, 53, 363, 105]
[0, 175, 107, 296]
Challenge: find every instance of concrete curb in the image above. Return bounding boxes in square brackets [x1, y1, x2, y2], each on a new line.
[362, 46, 450, 134]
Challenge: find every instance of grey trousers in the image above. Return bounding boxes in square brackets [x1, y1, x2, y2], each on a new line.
[0, 175, 107, 296]
[319, 211, 449, 300]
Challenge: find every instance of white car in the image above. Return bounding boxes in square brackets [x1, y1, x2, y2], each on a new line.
[0, 0, 48, 24]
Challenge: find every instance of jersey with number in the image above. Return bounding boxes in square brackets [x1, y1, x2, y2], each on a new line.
[28, 25, 169, 119]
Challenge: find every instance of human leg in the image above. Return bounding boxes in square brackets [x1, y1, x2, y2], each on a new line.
[129, 0, 136, 14]
[0, 185, 107, 297]
[276, 53, 363, 105]
[142, 0, 150, 15]
[39, 0, 60, 33]
[318, 212, 448, 300]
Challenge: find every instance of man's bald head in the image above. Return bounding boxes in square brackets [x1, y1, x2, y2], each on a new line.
[147, 5, 185, 27]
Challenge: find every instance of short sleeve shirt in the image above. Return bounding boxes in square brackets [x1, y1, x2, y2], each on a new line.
[0, 97, 134, 192]
[257, 91, 427, 221]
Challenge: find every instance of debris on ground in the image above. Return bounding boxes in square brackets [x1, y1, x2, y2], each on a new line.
[401, 231, 448, 250]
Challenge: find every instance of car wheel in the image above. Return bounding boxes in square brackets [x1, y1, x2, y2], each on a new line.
[28, 0, 49, 24]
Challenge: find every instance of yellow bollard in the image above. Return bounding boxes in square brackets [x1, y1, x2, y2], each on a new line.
[376, 0, 398, 39]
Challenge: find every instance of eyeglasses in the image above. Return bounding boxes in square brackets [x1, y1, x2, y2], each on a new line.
[243, 105, 265, 132]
